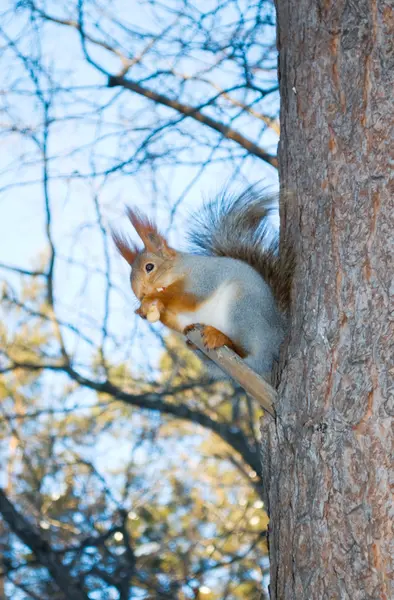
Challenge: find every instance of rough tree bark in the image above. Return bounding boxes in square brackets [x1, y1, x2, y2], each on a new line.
[261, 1, 394, 599]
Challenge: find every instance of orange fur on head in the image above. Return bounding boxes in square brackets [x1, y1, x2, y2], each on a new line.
[126, 207, 175, 257]
[112, 230, 139, 265]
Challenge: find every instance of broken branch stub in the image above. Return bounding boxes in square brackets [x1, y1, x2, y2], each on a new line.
[185, 325, 276, 418]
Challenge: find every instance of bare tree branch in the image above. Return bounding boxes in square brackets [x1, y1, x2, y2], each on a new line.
[29, 2, 278, 168]
[0, 263, 45, 277]
[0, 2, 275, 594]
[0, 489, 89, 600]
[0, 358, 263, 479]
[108, 74, 278, 168]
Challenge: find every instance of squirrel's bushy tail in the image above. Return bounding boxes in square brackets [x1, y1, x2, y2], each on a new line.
[188, 186, 294, 311]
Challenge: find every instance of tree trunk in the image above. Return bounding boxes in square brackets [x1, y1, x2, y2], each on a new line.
[261, 1, 394, 599]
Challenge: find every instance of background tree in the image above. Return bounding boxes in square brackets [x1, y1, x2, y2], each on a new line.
[262, 0, 394, 598]
[0, 0, 278, 598]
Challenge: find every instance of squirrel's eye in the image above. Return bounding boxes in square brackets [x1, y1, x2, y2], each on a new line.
[145, 263, 155, 273]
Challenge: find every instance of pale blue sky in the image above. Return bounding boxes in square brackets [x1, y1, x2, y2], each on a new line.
[1, 0, 280, 377]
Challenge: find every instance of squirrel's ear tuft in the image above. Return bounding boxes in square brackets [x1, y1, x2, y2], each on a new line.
[126, 206, 175, 258]
[112, 229, 139, 265]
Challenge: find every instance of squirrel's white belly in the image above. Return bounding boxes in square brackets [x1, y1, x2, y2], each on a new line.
[176, 281, 237, 336]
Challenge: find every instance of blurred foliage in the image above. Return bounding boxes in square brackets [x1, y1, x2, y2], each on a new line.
[1, 280, 269, 599]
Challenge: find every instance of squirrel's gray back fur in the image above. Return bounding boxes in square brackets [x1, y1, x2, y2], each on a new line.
[176, 252, 286, 379]
[187, 186, 293, 312]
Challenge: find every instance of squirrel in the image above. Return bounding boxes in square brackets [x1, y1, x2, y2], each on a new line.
[112, 186, 293, 382]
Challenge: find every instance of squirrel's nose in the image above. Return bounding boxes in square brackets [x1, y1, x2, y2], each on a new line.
[131, 279, 143, 299]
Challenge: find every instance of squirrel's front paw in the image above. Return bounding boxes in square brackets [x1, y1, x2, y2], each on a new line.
[183, 325, 198, 350]
[201, 326, 232, 350]
[183, 325, 197, 336]
[183, 324, 235, 353]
